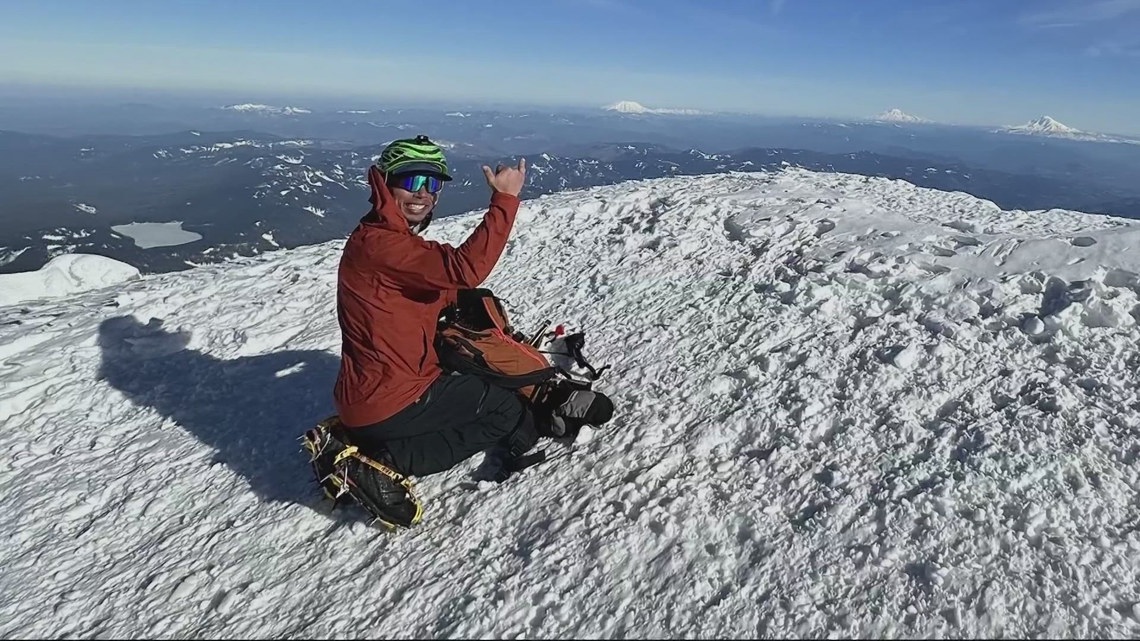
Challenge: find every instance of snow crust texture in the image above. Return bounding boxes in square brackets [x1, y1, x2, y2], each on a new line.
[2, 169, 1140, 638]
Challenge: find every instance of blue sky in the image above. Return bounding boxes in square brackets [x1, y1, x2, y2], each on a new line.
[2, 0, 1139, 133]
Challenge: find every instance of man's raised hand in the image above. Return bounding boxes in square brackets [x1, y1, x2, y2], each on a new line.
[482, 158, 527, 197]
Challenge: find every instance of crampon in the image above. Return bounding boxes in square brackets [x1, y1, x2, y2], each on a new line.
[301, 416, 423, 531]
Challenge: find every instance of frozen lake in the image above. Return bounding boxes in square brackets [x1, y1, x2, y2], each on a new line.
[110, 222, 202, 249]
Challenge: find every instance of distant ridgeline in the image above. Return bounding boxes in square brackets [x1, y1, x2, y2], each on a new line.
[1, 129, 1138, 275]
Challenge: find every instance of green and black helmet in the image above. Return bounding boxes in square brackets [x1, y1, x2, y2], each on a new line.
[377, 134, 453, 181]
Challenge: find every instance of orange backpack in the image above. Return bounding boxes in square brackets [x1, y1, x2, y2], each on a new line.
[435, 289, 561, 401]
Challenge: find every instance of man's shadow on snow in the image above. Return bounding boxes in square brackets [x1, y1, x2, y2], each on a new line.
[96, 315, 337, 510]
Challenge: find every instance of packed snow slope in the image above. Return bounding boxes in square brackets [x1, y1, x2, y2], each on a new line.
[3, 168, 1140, 639]
[0, 253, 139, 307]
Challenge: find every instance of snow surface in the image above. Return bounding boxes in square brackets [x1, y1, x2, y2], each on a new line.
[176, 139, 312, 155]
[3, 169, 1140, 638]
[0, 254, 139, 307]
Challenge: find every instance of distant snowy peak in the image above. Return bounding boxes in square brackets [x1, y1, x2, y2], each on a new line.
[1006, 116, 1082, 135]
[603, 100, 708, 116]
[997, 116, 1140, 144]
[221, 103, 312, 116]
[874, 108, 930, 124]
[605, 100, 652, 114]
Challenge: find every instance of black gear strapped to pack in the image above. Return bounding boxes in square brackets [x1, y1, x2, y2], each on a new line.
[543, 331, 611, 382]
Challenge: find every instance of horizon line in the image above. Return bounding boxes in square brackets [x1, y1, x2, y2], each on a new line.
[0, 80, 1133, 137]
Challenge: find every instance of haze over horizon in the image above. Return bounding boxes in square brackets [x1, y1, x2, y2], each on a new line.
[1, 0, 1139, 135]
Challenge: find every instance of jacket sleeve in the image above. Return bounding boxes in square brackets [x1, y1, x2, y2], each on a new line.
[349, 192, 520, 291]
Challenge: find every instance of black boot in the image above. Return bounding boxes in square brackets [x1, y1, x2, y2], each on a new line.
[301, 419, 350, 502]
[302, 417, 423, 530]
[537, 383, 616, 440]
[337, 449, 423, 530]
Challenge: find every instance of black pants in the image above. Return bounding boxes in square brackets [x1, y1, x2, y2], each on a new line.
[344, 374, 539, 477]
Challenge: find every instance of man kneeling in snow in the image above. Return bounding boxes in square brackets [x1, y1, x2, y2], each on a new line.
[303, 135, 611, 530]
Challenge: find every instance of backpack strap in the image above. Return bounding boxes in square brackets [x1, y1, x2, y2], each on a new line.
[451, 288, 513, 332]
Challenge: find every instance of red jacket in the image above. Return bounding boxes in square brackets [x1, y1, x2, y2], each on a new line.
[333, 165, 519, 428]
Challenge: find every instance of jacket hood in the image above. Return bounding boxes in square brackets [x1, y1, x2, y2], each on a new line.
[366, 165, 434, 234]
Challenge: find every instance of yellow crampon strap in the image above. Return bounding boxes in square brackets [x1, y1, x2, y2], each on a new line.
[336, 447, 425, 529]
[303, 416, 424, 529]
[332, 445, 358, 466]
[333, 446, 414, 489]
[331, 445, 422, 523]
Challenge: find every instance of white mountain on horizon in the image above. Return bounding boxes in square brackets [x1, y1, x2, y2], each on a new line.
[603, 100, 709, 116]
[3, 169, 1140, 638]
[873, 108, 931, 124]
[1004, 115, 1082, 136]
[221, 103, 312, 116]
[997, 116, 1140, 145]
